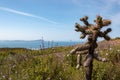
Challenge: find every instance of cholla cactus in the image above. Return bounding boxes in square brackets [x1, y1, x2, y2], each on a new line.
[69, 15, 112, 80]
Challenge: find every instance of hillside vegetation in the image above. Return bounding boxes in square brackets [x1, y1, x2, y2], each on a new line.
[0, 39, 120, 80]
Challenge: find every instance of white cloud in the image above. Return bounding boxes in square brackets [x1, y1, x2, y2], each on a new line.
[0, 7, 57, 24]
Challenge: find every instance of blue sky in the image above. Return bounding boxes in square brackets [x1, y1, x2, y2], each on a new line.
[0, 0, 120, 41]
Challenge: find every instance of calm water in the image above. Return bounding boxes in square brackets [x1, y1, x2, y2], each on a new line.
[0, 40, 82, 50]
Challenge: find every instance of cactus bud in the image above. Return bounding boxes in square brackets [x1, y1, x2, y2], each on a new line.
[104, 35, 111, 40]
[102, 19, 111, 26]
[104, 28, 112, 34]
[80, 16, 89, 26]
[80, 33, 86, 39]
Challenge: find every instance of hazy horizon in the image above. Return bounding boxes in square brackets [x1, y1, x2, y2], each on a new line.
[0, 39, 84, 42]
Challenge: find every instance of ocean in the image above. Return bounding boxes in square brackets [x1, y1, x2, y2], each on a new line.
[0, 40, 82, 50]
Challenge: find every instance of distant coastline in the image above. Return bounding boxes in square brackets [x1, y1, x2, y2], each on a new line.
[0, 40, 83, 50]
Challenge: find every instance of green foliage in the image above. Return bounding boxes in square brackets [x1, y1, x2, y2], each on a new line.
[114, 37, 120, 40]
[0, 45, 120, 80]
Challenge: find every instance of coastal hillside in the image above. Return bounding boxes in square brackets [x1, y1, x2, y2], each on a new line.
[0, 38, 120, 80]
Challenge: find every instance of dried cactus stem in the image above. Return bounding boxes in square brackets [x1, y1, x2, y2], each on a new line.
[84, 45, 94, 80]
[99, 28, 112, 40]
[75, 23, 86, 32]
[94, 53, 107, 62]
[70, 44, 90, 55]
[104, 28, 112, 34]
[80, 33, 86, 39]
[76, 54, 82, 69]
[80, 16, 90, 26]
[84, 58, 93, 80]
[102, 19, 111, 26]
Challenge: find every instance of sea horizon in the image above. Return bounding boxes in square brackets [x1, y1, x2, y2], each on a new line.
[0, 40, 84, 50]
